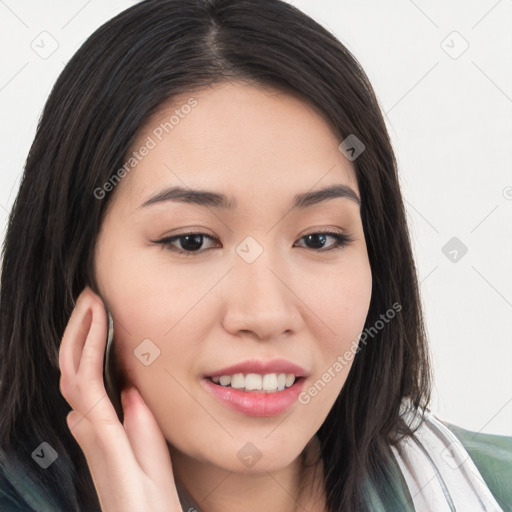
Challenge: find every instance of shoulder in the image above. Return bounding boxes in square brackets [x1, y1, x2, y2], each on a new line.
[0, 468, 31, 511]
[441, 419, 512, 512]
[0, 447, 52, 512]
[394, 399, 512, 510]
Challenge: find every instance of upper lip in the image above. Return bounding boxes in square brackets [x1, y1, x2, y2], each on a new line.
[204, 358, 309, 378]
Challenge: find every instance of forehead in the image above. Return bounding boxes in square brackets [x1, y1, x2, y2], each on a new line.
[113, 81, 358, 210]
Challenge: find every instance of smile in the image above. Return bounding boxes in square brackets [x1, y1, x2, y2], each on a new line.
[208, 372, 297, 392]
[202, 375, 307, 417]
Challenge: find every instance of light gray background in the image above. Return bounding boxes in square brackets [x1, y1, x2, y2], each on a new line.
[1, 0, 511, 435]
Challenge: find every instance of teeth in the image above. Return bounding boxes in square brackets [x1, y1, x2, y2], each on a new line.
[219, 375, 231, 386]
[210, 373, 297, 392]
[231, 373, 246, 389]
[263, 373, 278, 390]
[285, 374, 295, 387]
[244, 373, 262, 391]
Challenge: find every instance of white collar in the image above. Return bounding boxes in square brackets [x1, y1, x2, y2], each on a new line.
[392, 399, 504, 511]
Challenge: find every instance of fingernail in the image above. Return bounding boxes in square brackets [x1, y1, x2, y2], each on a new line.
[120, 387, 130, 408]
[121, 386, 138, 408]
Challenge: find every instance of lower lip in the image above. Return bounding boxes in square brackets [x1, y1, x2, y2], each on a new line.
[201, 377, 306, 417]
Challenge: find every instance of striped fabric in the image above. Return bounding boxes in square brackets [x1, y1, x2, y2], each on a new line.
[391, 401, 505, 511]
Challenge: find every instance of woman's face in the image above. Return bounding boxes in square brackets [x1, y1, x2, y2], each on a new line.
[94, 81, 372, 473]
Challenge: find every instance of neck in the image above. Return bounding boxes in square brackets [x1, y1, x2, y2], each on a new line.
[169, 435, 325, 512]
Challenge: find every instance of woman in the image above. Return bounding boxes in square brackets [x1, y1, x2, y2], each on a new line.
[0, 0, 511, 510]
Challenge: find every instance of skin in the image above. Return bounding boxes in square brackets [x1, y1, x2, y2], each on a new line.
[60, 81, 373, 512]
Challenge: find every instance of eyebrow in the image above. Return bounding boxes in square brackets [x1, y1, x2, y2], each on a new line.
[138, 184, 361, 210]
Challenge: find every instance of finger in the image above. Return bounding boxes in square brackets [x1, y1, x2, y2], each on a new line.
[66, 409, 130, 504]
[59, 289, 93, 376]
[121, 387, 176, 484]
[77, 293, 108, 385]
[59, 288, 113, 418]
[59, 292, 96, 398]
[59, 286, 106, 375]
[74, 301, 121, 425]
[66, 409, 108, 471]
[66, 410, 95, 453]
[68, 399, 141, 476]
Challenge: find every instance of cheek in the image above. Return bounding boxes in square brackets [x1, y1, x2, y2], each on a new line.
[327, 269, 372, 348]
[295, 264, 372, 419]
[95, 253, 196, 388]
[304, 252, 372, 394]
[100, 245, 208, 338]
[304, 250, 372, 346]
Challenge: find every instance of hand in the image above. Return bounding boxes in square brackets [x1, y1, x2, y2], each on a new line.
[59, 286, 184, 512]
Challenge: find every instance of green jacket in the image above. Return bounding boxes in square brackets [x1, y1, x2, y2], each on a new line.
[441, 421, 512, 511]
[370, 420, 512, 511]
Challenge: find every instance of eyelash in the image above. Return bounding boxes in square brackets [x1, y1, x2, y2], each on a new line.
[153, 228, 354, 257]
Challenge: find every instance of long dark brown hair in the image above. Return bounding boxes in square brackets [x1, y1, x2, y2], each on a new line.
[0, 0, 432, 510]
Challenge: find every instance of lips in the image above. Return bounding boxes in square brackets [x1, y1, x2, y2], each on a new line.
[201, 375, 306, 417]
[203, 358, 308, 378]
[201, 358, 309, 417]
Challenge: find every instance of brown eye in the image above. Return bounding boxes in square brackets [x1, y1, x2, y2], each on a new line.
[153, 229, 354, 256]
[153, 232, 219, 256]
[295, 230, 354, 251]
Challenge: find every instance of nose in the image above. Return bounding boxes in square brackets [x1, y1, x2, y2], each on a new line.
[221, 251, 302, 341]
